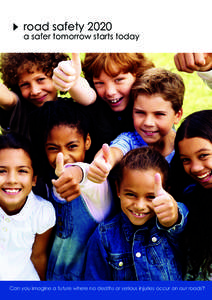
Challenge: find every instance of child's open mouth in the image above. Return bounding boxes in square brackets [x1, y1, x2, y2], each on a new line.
[196, 171, 212, 183]
[107, 97, 123, 106]
[130, 209, 148, 218]
[3, 188, 21, 195]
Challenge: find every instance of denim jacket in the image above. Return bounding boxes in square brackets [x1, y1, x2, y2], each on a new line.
[84, 202, 188, 281]
[46, 187, 98, 281]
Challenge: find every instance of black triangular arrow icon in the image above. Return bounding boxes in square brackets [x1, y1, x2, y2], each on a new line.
[13, 23, 18, 31]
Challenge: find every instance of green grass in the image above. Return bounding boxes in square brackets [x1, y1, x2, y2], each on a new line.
[146, 53, 212, 126]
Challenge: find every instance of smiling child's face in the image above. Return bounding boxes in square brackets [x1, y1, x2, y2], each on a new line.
[178, 137, 212, 189]
[133, 94, 182, 146]
[45, 125, 91, 169]
[0, 148, 36, 215]
[93, 70, 136, 112]
[117, 167, 163, 226]
[18, 66, 57, 107]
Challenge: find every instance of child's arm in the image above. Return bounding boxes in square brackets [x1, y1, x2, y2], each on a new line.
[153, 173, 179, 228]
[0, 83, 18, 110]
[30, 227, 54, 280]
[87, 143, 123, 184]
[52, 53, 96, 105]
[52, 153, 113, 222]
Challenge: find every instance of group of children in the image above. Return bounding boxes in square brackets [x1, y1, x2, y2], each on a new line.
[0, 52, 211, 281]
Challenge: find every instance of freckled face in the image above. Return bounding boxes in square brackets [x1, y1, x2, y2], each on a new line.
[93, 71, 136, 112]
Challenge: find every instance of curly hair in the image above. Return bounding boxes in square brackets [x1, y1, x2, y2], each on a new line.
[0, 53, 70, 94]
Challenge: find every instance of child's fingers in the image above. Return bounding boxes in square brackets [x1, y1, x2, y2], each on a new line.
[57, 61, 76, 76]
[154, 173, 164, 197]
[59, 54, 81, 77]
[88, 158, 111, 183]
[102, 143, 110, 163]
[71, 53, 81, 72]
[55, 152, 64, 177]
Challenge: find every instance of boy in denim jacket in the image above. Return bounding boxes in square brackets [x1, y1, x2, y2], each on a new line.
[84, 147, 188, 280]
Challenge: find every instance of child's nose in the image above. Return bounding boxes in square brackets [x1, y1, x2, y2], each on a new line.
[7, 170, 18, 183]
[190, 160, 204, 173]
[105, 83, 116, 97]
[30, 83, 41, 96]
[135, 199, 146, 211]
[144, 115, 154, 126]
[62, 151, 72, 165]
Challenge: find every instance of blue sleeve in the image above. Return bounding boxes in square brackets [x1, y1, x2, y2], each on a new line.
[109, 132, 133, 155]
[156, 202, 189, 235]
[84, 226, 112, 280]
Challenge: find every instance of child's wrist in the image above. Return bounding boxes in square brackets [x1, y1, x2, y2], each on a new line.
[64, 163, 84, 183]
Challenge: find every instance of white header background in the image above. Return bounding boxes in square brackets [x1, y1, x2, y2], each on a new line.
[0, 0, 211, 52]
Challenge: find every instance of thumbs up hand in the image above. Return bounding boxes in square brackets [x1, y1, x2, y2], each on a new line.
[152, 173, 178, 228]
[88, 144, 112, 184]
[55, 152, 65, 177]
[52, 152, 82, 202]
[52, 53, 82, 92]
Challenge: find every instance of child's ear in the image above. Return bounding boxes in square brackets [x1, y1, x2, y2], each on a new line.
[32, 175, 37, 187]
[174, 108, 183, 125]
[85, 133, 91, 151]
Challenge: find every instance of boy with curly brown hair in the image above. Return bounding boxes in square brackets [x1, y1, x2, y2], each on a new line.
[0, 53, 96, 137]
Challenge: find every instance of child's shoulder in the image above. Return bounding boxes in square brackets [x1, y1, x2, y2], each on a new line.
[28, 191, 54, 212]
[28, 191, 56, 232]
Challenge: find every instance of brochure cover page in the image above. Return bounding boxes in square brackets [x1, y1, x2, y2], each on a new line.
[0, 1, 212, 300]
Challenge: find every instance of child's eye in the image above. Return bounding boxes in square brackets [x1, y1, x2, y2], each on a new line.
[180, 158, 190, 164]
[37, 77, 46, 83]
[146, 195, 155, 201]
[155, 112, 166, 116]
[19, 82, 29, 89]
[19, 169, 28, 174]
[68, 144, 78, 150]
[125, 192, 136, 197]
[0, 169, 6, 174]
[134, 110, 145, 115]
[115, 77, 124, 83]
[46, 146, 58, 152]
[199, 153, 209, 160]
[94, 81, 104, 86]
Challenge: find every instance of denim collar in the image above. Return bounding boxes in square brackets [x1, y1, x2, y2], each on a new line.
[121, 212, 156, 242]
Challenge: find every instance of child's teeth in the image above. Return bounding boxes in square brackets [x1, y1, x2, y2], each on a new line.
[197, 172, 210, 179]
[5, 189, 20, 193]
[135, 212, 143, 216]
[111, 98, 120, 103]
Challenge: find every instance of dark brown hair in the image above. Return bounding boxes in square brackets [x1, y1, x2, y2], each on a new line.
[116, 146, 169, 190]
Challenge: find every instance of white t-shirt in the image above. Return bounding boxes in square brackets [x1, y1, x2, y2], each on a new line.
[0, 191, 56, 281]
